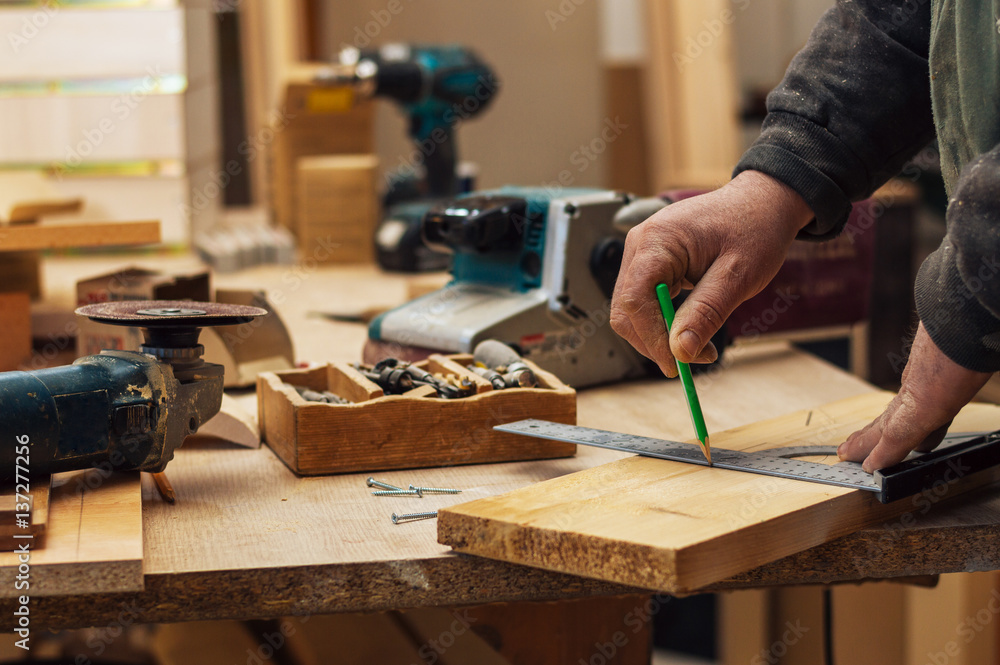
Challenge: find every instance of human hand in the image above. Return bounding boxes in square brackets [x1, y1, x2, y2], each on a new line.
[838, 323, 993, 472]
[610, 170, 814, 377]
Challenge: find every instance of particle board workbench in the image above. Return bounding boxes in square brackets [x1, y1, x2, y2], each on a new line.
[7, 258, 1000, 633]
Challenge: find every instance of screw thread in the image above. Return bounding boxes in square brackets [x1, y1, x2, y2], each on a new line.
[409, 485, 461, 494]
[391, 511, 439, 524]
[372, 490, 421, 497]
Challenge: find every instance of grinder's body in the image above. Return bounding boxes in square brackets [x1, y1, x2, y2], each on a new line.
[0, 301, 264, 481]
[367, 187, 651, 387]
[0, 351, 219, 478]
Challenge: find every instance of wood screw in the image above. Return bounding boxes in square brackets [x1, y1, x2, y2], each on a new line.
[372, 489, 421, 497]
[391, 511, 438, 524]
[409, 485, 461, 495]
[366, 477, 403, 491]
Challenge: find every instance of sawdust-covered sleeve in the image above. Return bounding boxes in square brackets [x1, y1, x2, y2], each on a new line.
[733, 0, 934, 240]
[915, 146, 1000, 372]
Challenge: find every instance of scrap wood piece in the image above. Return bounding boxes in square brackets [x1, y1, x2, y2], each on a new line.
[0, 220, 160, 252]
[0, 470, 143, 599]
[0, 477, 51, 550]
[438, 392, 1000, 594]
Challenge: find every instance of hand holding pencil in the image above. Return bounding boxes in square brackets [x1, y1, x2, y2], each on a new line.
[655, 284, 712, 465]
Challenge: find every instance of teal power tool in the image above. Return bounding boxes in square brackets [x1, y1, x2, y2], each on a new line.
[364, 187, 666, 387]
[319, 44, 499, 271]
[0, 301, 265, 481]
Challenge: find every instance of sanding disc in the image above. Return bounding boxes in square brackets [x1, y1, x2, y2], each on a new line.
[77, 300, 267, 327]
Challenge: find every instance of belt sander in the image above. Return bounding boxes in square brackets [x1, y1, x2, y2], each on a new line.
[365, 187, 667, 387]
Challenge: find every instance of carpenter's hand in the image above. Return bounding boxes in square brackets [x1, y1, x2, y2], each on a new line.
[838, 323, 992, 472]
[610, 170, 814, 377]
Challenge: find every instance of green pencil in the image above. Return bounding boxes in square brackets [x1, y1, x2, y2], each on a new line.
[655, 283, 712, 465]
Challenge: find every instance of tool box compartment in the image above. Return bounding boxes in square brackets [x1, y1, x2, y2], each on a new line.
[257, 354, 576, 475]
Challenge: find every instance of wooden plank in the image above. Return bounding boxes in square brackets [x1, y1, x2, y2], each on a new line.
[643, 0, 741, 189]
[0, 220, 160, 252]
[0, 471, 143, 599]
[0, 477, 50, 550]
[438, 393, 1000, 594]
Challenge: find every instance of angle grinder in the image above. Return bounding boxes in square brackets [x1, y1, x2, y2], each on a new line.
[0, 300, 266, 480]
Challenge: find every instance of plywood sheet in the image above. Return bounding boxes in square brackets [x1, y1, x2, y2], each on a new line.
[0, 471, 143, 598]
[438, 393, 1000, 594]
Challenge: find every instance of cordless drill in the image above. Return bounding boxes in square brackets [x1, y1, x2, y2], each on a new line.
[319, 44, 499, 271]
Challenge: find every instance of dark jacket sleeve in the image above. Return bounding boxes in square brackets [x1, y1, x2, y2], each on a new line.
[915, 146, 1000, 372]
[733, 0, 935, 239]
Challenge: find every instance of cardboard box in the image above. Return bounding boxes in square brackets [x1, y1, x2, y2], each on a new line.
[295, 154, 379, 263]
[269, 82, 374, 232]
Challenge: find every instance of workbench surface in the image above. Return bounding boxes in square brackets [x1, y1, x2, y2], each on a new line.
[14, 257, 1000, 629]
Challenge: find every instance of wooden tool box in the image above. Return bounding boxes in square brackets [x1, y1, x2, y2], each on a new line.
[257, 354, 577, 475]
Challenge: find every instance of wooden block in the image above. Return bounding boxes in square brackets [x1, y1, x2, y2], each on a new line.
[0, 477, 50, 550]
[0, 171, 81, 224]
[0, 253, 40, 299]
[604, 63, 652, 196]
[0, 471, 143, 597]
[438, 392, 1000, 594]
[269, 84, 374, 231]
[0, 292, 31, 371]
[294, 154, 379, 263]
[259, 355, 576, 475]
[0, 220, 160, 252]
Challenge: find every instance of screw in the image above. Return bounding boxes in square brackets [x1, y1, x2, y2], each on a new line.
[366, 477, 403, 491]
[409, 484, 462, 495]
[391, 511, 438, 524]
[372, 490, 422, 497]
